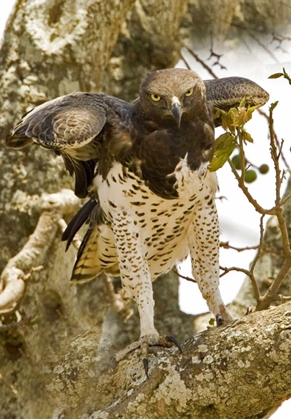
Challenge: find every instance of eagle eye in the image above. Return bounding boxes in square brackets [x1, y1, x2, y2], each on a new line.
[150, 93, 161, 102]
[185, 87, 194, 97]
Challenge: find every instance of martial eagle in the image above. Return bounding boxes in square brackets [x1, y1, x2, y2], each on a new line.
[7, 68, 269, 372]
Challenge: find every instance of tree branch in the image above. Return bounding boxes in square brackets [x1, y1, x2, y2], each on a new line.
[0, 189, 80, 313]
[40, 301, 291, 418]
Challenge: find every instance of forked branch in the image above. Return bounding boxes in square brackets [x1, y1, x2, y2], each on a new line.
[0, 189, 80, 313]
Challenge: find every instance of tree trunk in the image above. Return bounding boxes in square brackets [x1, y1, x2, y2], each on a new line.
[0, 0, 291, 418]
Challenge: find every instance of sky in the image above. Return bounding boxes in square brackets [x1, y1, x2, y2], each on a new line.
[1, 1, 291, 417]
[0, 1, 14, 38]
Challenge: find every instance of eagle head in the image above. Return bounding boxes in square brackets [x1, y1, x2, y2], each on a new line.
[139, 68, 207, 128]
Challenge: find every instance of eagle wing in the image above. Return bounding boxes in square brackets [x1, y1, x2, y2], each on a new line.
[6, 92, 130, 198]
[6, 77, 269, 198]
[205, 76, 269, 113]
[6, 76, 269, 248]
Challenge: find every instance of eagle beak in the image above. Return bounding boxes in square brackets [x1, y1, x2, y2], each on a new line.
[171, 97, 182, 128]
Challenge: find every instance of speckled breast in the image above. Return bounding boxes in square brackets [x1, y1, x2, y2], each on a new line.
[95, 160, 218, 280]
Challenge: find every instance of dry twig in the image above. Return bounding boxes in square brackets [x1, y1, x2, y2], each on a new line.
[226, 101, 291, 310]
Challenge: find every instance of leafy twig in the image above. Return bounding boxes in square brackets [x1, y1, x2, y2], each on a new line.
[226, 99, 291, 310]
[258, 109, 290, 170]
[256, 105, 291, 309]
[228, 157, 276, 215]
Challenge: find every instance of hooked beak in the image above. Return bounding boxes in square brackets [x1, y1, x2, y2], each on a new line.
[171, 97, 182, 128]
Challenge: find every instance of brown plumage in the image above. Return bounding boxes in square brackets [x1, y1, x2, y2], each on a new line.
[7, 68, 269, 370]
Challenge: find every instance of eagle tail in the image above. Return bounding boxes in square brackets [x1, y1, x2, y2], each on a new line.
[70, 223, 118, 282]
[70, 227, 103, 282]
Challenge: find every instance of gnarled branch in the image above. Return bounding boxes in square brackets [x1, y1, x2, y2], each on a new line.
[0, 189, 80, 313]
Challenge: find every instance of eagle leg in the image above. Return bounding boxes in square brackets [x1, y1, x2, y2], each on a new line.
[109, 208, 183, 376]
[188, 173, 232, 324]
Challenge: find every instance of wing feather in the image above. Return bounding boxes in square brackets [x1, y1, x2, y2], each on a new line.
[71, 224, 118, 282]
[71, 227, 102, 282]
[6, 92, 130, 198]
[7, 93, 107, 148]
[62, 197, 97, 250]
[204, 77, 269, 126]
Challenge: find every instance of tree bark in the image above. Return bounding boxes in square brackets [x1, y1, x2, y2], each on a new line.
[0, 0, 190, 417]
[1, 0, 291, 418]
[10, 300, 291, 419]
[95, 302, 291, 419]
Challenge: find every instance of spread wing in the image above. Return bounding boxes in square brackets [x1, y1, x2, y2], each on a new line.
[6, 92, 130, 198]
[7, 77, 269, 198]
[204, 76, 269, 117]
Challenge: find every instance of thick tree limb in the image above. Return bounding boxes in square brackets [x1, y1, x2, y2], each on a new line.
[39, 301, 291, 418]
[0, 189, 80, 313]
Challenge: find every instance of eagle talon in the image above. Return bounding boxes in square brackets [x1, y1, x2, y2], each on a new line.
[216, 314, 224, 326]
[112, 334, 182, 377]
[165, 335, 182, 353]
[141, 335, 181, 377]
[142, 357, 149, 378]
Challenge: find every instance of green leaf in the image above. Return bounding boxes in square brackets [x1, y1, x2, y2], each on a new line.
[216, 100, 257, 132]
[268, 72, 284, 79]
[241, 128, 254, 143]
[209, 132, 237, 171]
[214, 107, 235, 132]
[224, 108, 238, 133]
[214, 108, 227, 119]
[269, 101, 279, 112]
[232, 108, 250, 127]
[283, 68, 291, 78]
